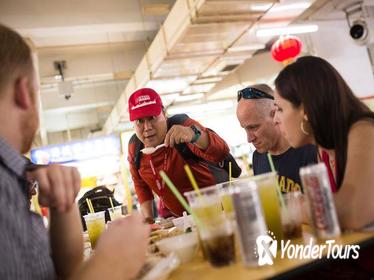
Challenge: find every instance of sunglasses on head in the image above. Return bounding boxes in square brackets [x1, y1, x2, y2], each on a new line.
[237, 87, 274, 102]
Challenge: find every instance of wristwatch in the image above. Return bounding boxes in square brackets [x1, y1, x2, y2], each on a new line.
[190, 125, 201, 144]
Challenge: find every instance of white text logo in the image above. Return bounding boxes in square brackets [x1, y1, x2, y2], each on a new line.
[255, 233, 360, 266]
[256, 231, 277, 266]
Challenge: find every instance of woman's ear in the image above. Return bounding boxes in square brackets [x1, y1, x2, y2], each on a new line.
[299, 105, 308, 121]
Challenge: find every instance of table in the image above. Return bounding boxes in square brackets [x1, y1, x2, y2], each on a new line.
[168, 227, 374, 280]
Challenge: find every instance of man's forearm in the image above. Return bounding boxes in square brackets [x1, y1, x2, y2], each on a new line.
[140, 200, 154, 223]
[50, 204, 84, 278]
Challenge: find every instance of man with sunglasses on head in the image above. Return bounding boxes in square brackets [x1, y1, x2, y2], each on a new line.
[236, 84, 317, 192]
[127, 88, 234, 223]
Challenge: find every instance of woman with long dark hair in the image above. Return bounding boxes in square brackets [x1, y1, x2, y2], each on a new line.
[274, 56, 374, 230]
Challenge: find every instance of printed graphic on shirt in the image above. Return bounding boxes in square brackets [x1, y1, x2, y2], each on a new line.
[252, 145, 317, 193]
[277, 175, 301, 193]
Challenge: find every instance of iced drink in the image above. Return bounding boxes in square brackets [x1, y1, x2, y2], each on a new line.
[185, 185, 222, 225]
[251, 172, 283, 243]
[108, 205, 123, 221]
[84, 211, 106, 249]
[201, 231, 235, 267]
[218, 182, 234, 218]
[300, 163, 341, 239]
[281, 191, 303, 239]
[185, 186, 235, 267]
[231, 180, 268, 267]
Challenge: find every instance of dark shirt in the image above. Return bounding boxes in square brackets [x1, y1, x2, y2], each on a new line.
[0, 137, 55, 279]
[252, 145, 317, 193]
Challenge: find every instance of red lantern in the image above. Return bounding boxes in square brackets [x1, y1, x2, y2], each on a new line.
[271, 35, 302, 63]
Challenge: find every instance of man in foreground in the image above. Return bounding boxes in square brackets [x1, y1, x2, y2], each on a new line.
[0, 23, 149, 280]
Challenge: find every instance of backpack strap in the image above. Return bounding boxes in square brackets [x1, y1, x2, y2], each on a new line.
[130, 133, 144, 170]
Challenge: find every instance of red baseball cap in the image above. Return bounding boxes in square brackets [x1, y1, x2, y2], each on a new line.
[128, 88, 163, 121]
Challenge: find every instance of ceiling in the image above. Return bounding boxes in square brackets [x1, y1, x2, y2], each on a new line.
[0, 0, 176, 146]
[0, 0, 361, 146]
[102, 0, 324, 134]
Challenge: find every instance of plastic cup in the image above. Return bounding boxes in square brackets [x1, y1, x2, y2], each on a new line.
[218, 182, 235, 219]
[84, 211, 106, 249]
[108, 205, 123, 221]
[281, 191, 303, 239]
[251, 172, 284, 243]
[184, 186, 235, 267]
[184, 186, 222, 225]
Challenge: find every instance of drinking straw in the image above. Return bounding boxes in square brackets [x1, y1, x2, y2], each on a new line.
[109, 197, 114, 209]
[267, 153, 286, 209]
[184, 164, 202, 198]
[241, 154, 251, 175]
[229, 161, 232, 185]
[159, 171, 203, 228]
[85, 198, 91, 212]
[88, 199, 95, 213]
[86, 198, 94, 213]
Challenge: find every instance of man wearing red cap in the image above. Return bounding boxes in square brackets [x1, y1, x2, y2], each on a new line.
[128, 88, 231, 222]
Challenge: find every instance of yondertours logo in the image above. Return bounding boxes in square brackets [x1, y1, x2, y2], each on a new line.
[255, 233, 360, 266]
[255, 231, 277, 265]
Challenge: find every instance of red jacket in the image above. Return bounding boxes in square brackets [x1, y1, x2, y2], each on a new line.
[128, 117, 229, 216]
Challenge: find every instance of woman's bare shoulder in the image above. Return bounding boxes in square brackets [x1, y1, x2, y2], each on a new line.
[346, 119, 374, 159]
[349, 118, 374, 138]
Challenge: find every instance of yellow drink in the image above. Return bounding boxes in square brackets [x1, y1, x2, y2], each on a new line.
[185, 186, 236, 267]
[84, 211, 106, 249]
[254, 173, 284, 243]
[193, 202, 222, 225]
[221, 194, 234, 215]
[218, 182, 234, 217]
[185, 185, 222, 225]
[86, 220, 105, 248]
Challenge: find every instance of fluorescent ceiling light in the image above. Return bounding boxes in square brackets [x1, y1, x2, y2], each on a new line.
[250, 3, 273, 12]
[271, 2, 312, 12]
[256, 24, 318, 37]
[228, 44, 265, 52]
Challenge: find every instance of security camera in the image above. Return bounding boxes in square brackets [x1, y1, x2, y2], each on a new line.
[350, 19, 370, 45]
[64, 93, 71, 100]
